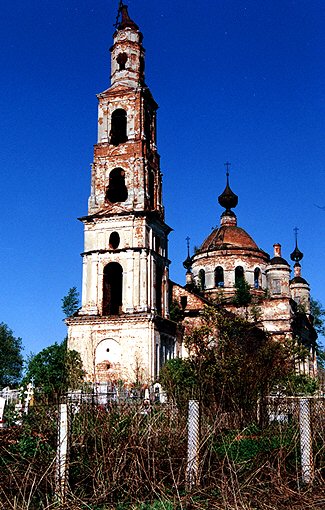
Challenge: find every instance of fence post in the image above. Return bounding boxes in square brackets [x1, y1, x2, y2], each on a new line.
[55, 403, 70, 503]
[299, 397, 314, 484]
[186, 399, 200, 490]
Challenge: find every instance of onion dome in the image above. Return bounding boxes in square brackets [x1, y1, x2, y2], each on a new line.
[269, 243, 290, 266]
[183, 237, 192, 272]
[290, 231, 307, 284]
[290, 229, 303, 263]
[291, 263, 308, 284]
[117, 3, 139, 31]
[218, 168, 238, 213]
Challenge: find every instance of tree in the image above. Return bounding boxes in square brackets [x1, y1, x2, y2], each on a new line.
[24, 338, 84, 401]
[160, 305, 293, 425]
[0, 323, 23, 388]
[310, 297, 325, 368]
[233, 277, 252, 307]
[61, 287, 80, 317]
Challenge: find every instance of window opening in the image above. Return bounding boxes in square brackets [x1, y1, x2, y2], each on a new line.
[198, 269, 205, 291]
[254, 268, 261, 289]
[103, 262, 123, 316]
[235, 266, 244, 285]
[109, 232, 120, 250]
[117, 53, 127, 71]
[215, 266, 224, 287]
[110, 109, 127, 146]
[106, 168, 128, 203]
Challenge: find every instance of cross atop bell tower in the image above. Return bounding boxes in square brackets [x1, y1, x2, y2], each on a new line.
[111, 3, 143, 89]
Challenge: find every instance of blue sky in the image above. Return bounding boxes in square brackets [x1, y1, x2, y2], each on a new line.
[0, 0, 324, 356]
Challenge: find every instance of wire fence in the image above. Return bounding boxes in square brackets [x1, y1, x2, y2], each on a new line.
[1, 395, 325, 509]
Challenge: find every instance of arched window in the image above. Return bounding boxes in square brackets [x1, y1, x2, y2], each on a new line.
[109, 232, 120, 250]
[235, 266, 244, 285]
[117, 53, 128, 71]
[103, 262, 123, 316]
[254, 268, 261, 289]
[106, 168, 128, 203]
[214, 266, 224, 287]
[198, 269, 205, 291]
[110, 109, 127, 146]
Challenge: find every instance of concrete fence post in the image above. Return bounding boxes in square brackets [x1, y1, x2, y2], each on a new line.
[55, 403, 70, 503]
[186, 399, 200, 490]
[299, 398, 314, 484]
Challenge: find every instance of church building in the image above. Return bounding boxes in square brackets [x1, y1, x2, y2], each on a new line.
[67, 4, 317, 384]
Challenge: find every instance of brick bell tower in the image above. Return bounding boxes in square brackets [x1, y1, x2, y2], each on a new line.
[67, 4, 177, 384]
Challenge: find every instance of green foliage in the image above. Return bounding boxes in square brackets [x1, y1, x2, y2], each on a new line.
[24, 338, 84, 400]
[214, 425, 294, 464]
[285, 373, 319, 395]
[169, 300, 184, 323]
[310, 298, 325, 337]
[233, 278, 252, 307]
[62, 286, 80, 317]
[0, 322, 23, 388]
[161, 306, 293, 423]
[159, 357, 196, 409]
[310, 297, 325, 368]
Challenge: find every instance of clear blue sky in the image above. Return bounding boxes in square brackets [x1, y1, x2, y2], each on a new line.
[0, 0, 324, 356]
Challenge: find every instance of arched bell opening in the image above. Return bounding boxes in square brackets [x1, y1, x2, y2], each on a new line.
[102, 262, 123, 316]
[110, 108, 127, 146]
[106, 168, 128, 203]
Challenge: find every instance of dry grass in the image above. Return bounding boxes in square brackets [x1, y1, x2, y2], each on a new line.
[0, 400, 324, 509]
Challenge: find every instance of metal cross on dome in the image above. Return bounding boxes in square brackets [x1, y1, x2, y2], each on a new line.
[294, 226, 299, 241]
[186, 236, 190, 256]
[114, 0, 127, 28]
[224, 161, 231, 176]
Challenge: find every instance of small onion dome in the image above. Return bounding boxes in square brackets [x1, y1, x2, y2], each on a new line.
[290, 262, 308, 284]
[218, 174, 238, 212]
[183, 255, 192, 272]
[118, 5, 139, 31]
[290, 243, 303, 263]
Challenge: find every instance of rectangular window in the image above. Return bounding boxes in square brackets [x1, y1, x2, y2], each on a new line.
[272, 279, 281, 295]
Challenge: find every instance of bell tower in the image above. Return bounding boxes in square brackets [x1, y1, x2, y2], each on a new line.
[67, 3, 177, 384]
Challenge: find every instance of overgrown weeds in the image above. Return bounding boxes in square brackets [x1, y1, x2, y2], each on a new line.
[0, 400, 325, 509]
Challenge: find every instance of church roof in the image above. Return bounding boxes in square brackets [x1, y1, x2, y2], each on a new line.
[198, 225, 260, 252]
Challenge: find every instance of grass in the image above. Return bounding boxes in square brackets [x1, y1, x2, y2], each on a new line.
[0, 400, 325, 509]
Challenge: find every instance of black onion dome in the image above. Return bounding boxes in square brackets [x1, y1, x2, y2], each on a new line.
[183, 255, 192, 271]
[218, 174, 238, 211]
[290, 243, 303, 263]
[118, 5, 139, 30]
